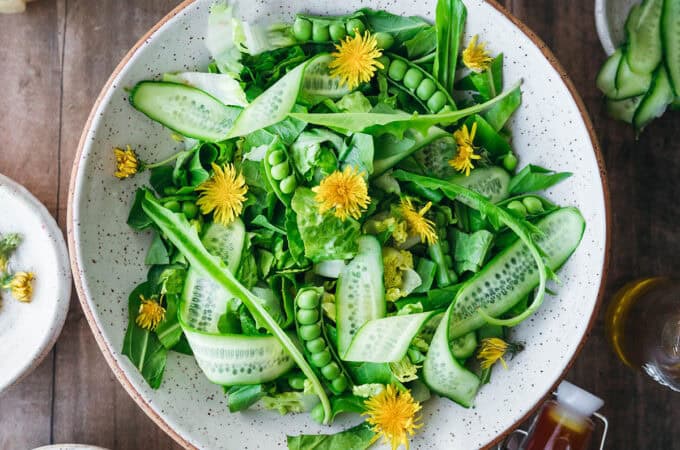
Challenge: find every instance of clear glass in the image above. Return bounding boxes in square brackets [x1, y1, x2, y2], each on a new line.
[605, 277, 680, 391]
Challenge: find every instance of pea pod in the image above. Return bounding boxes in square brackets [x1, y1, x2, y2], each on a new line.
[262, 137, 297, 206]
[292, 13, 368, 44]
[498, 194, 558, 219]
[382, 53, 457, 113]
[294, 287, 353, 395]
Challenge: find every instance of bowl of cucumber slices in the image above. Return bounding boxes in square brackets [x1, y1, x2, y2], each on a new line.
[68, 0, 609, 449]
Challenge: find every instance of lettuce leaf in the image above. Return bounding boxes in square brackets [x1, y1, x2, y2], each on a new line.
[291, 188, 360, 262]
[287, 422, 375, 450]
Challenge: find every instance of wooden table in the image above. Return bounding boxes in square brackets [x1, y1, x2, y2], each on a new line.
[0, 1, 678, 449]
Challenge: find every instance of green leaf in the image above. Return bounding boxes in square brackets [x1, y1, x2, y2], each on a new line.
[149, 165, 174, 194]
[264, 105, 308, 146]
[508, 164, 573, 194]
[127, 189, 153, 230]
[155, 293, 182, 349]
[403, 26, 436, 59]
[290, 83, 521, 138]
[145, 233, 170, 265]
[465, 115, 512, 159]
[335, 91, 373, 113]
[122, 282, 167, 389]
[359, 8, 430, 44]
[227, 384, 267, 413]
[341, 133, 374, 175]
[455, 54, 504, 101]
[433, 0, 467, 95]
[284, 209, 306, 264]
[251, 215, 286, 234]
[453, 229, 494, 274]
[287, 422, 375, 450]
[141, 190, 332, 422]
[312, 395, 366, 423]
[290, 188, 361, 263]
[290, 129, 345, 181]
[483, 82, 522, 131]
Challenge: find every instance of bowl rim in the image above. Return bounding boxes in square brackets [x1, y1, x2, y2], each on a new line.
[66, 1, 612, 448]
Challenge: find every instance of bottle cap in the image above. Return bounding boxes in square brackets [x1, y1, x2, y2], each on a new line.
[556, 381, 604, 418]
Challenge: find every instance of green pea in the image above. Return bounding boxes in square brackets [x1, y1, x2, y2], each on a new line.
[297, 291, 320, 309]
[293, 18, 313, 41]
[403, 68, 424, 90]
[306, 337, 326, 354]
[311, 349, 332, 368]
[297, 308, 319, 325]
[506, 200, 528, 217]
[288, 374, 306, 390]
[374, 31, 395, 50]
[388, 59, 408, 81]
[163, 186, 178, 196]
[271, 161, 289, 181]
[523, 196, 545, 214]
[331, 375, 348, 392]
[311, 403, 325, 424]
[444, 254, 453, 267]
[415, 78, 436, 100]
[427, 91, 448, 112]
[182, 202, 198, 220]
[345, 18, 365, 37]
[279, 175, 297, 194]
[321, 362, 340, 380]
[164, 200, 181, 213]
[268, 149, 286, 166]
[299, 324, 321, 341]
[503, 153, 518, 171]
[312, 23, 330, 42]
[329, 22, 346, 41]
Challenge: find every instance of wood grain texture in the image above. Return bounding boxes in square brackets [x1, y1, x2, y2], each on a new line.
[0, 0, 679, 449]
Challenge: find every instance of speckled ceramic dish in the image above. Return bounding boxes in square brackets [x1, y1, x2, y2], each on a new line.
[68, 1, 610, 448]
[0, 174, 71, 394]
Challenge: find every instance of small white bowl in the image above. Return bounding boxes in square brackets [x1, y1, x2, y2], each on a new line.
[0, 174, 71, 394]
[595, 0, 640, 55]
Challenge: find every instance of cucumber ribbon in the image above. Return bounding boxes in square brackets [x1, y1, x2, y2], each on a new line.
[141, 191, 333, 424]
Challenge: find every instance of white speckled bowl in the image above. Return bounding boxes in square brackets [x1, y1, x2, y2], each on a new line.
[0, 174, 71, 394]
[67, 1, 610, 448]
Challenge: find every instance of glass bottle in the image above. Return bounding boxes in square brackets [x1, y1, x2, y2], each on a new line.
[605, 277, 680, 391]
[517, 381, 604, 450]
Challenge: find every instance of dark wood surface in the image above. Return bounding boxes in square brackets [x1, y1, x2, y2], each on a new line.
[0, 1, 677, 449]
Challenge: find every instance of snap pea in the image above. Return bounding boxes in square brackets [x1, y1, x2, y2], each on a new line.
[522, 196, 545, 215]
[262, 138, 294, 206]
[294, 287, 352, 395]
[162, 186, 178, 196]
[268, 149, 286, 166]
[293, 18, 313, 42]
[279, 175, 297, 195]
[503, 153, 518, 171]
[374, 31, 395, 50]
[288, 373, 307, 390]
[271, 161, 290, 181]
[164, 200, 181, 213]
[383, 53, 456, 113]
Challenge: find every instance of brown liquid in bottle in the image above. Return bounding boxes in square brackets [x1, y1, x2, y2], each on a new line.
[521, 401, 594, 450]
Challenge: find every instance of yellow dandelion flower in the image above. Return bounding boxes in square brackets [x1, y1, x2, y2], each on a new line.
[383, 248, 414, 302]
[114, 145, 139, 179]
[136, 295, 166, 331]
[4, 271, 34, 303]
[312, 166, 370, 220]
[449, 123, 482, 176]
[329, 30, 384, 90]
[196, 163, 248, 226]
[398, 198, 438, 245]
[364, 384, 422, 450]
[477, 337, 524, 370]
[392, 220, 408, 244]
[462, 35, 493, 72]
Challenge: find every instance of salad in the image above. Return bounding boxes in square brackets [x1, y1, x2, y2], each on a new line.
[117, 0, 584, 448]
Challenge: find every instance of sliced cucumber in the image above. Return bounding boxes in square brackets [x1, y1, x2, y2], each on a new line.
[342, 312, 438, 363]
[662, 0, 680, 95]
[606, 95, 644, 123]
[299, 54, 351, 104]
[614, 51, 653, 98]
[627, 0, 664, 74]
[129, 81, 242, 142]
[448, 207, 585, 340]
[181, 268, 232, 333]
[450, 331, 477, 359]
[162, 72, 248, 107]
[201, 218, 245, 269]
[422, 306, 481, 407]
[596, 49, 623, 98]
[336, 236, 385, 357]
[634, 66, 674, 130]
[449, 167, 511, 203]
